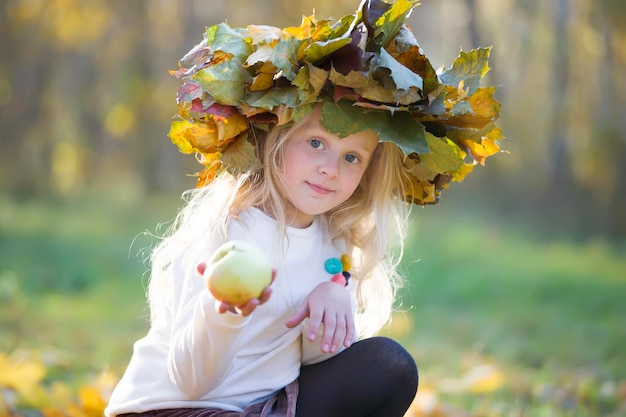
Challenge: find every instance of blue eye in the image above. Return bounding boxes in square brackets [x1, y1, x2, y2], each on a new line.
[310, 139, 322, 149]
[344, 154, 358, 163]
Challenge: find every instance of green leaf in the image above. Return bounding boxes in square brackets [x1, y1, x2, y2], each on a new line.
[329, 67, 371, 88]
[392, 26, 439, 95]
[354, 82, 396, 103]
[328, 65, 396, 103]
[244, 87, 299, 109]
[305, 37, 353, 64]
[271, 37, 301, 80]
[221, 133, 262, 174]
[376, 47, 423, 92]
[291, 103, 316, 123]
[293, 64, 329, 104]
[320, 100, 428, 154]
[194, 60, 250, 106]
[324, 14, 360, 41]
[419, 133, 464, 174]
[204, 25, 218, 45]
[209, 23, 252, 64]
[451, 101, 474, 116]
[439, 47, 492, 94]
[370, 0, 419, 48]
[446, 121, 497, 143]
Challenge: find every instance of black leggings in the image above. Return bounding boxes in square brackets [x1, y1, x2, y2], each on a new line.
[296, 337, 418, 417]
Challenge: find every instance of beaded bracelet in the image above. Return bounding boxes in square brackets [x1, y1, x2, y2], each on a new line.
[324, 254, 351, 287]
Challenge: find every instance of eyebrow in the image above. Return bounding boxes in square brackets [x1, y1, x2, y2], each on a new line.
[301, 125, 377, 155]
[350, 144, 373, 158]
[352, 136, 378, 156]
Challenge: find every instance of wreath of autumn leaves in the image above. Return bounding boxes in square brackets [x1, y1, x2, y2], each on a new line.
[168, 0, 503, 205]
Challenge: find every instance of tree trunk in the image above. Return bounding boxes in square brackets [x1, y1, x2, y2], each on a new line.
[545, 0, 579, 232]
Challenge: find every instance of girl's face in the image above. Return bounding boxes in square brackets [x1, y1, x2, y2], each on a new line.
[279, 108, 379, 228]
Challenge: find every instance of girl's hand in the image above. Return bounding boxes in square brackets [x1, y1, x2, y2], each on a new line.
[197, 263, 276, 317]
[285, 281, 355, 354]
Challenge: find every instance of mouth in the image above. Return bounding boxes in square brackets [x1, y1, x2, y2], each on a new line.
[306, 181, 333, 195]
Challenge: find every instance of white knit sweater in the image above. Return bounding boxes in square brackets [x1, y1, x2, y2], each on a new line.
[105, 207, 352, 416]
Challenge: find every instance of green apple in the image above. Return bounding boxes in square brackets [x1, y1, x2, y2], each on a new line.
[204, 240, 272, 305]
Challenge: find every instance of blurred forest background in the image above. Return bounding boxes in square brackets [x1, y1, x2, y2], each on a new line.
[2, 0, 626, 237]
[1, 0, 625, 416]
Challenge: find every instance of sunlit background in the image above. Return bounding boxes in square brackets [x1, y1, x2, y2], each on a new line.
[1, 0, 625, 416]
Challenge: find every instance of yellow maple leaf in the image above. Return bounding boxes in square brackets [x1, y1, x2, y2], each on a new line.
[451, 163, 475, 182]
[462, 138, 500, 166]
[250, 71, 276, 92]
[457, 125, 503, 166]
[80, 386, 107, 416]
[0, 352, 46, 395]
[403, 176, 437, 204]
[440, 363, 505, 394]
[467, 364, 505, 393]
[41, 406, 69, 417]
[216, 113, 249, 143]
[196, 153, 224, 187]
[466, 86, 501, 120]
[283, 14, 317, 40]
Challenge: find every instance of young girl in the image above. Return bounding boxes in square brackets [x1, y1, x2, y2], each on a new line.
[105, 1, 502, 416]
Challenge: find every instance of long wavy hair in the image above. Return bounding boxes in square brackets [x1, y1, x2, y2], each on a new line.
[148, 108, 414, 337]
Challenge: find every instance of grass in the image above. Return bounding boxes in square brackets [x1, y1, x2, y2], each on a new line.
[1, 191, 625, 416]
[388, 205, 626, 415]
[0, 191, 179, 380]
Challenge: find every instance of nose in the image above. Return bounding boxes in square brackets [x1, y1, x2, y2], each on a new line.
[318, 155, 339, 178]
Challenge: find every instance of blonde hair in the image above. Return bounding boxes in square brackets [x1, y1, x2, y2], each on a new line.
[147, 109, 413, 337]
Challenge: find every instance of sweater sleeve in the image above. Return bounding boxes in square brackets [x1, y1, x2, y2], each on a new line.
[165, 253, 252, 400]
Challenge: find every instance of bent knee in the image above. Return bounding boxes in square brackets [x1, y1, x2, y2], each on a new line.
[356, 337, 418, 380]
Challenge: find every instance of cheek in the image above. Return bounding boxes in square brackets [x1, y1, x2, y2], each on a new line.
[344, 168, 367, 194]
[278, 148, 306, 189]
[283, 145, 311, 175]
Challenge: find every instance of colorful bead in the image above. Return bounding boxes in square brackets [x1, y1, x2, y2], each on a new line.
[325, 257, 343, 274]
[340, 254, 352, 270]
[330, 274, 346, 286]
[327, 254, 351, 287]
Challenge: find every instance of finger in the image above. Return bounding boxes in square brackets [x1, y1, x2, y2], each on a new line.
[257, 287, 273, 305]
[285, 302, 309, 329]
[343, 314, 356, 348]
[197, 262, 207, 275]
[320, 312, 337, 353]
[237, 298, 260, 317]
[329, 315, 348, 353]
[306, 307, 324, 342]
[216, 300, 231, 314]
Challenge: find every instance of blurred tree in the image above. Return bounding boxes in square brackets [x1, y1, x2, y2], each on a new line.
[0, 0, 624, 237]
[541, 0, 626, 236]
[545, 0, 577, 222]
